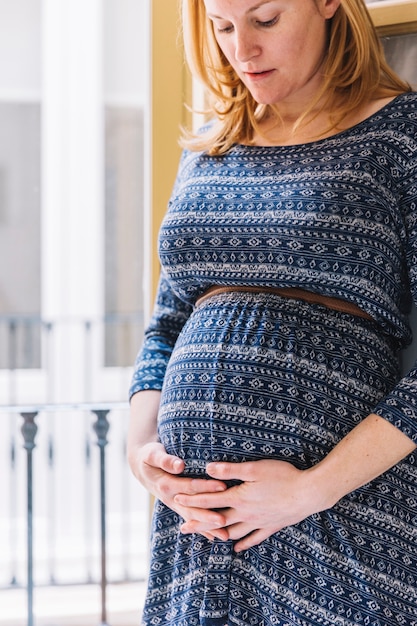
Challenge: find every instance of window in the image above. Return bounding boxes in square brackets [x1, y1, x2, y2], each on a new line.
[0, 1, 41, 370]
[103, 0, 148, 367]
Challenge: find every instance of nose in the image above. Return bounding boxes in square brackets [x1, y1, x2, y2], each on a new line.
[234, 27, 261, 63]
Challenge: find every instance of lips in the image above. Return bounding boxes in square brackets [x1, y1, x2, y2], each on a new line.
[244, 69, 275, 80]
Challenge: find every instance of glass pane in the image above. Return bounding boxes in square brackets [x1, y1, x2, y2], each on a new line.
[103, 0, 148, 367]
[104, 106, 145, 366]
[0, 0, 41, 370]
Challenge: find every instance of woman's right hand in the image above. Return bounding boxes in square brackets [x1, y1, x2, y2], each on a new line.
[127, 390, 229, 541]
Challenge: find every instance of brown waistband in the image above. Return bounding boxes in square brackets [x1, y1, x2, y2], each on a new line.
[195, 285, 374, 321]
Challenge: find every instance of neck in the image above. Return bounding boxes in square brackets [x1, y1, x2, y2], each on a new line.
[252, 107, 333, 146]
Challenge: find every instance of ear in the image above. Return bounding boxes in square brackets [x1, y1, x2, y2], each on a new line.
[319, 0, 342, 19]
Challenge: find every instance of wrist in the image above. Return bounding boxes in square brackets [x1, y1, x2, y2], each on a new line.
[303, 462, 344, 514]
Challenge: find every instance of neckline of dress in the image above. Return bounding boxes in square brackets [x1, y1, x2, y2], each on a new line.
[234, 92, 409, 151]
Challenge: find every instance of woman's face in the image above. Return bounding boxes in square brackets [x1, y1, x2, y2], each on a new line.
[203, 0, 341, 112]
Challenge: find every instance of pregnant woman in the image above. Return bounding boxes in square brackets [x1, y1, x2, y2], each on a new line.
[127, 0, 417, 624]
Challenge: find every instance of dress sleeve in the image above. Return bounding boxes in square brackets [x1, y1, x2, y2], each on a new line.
[373, 155, 417, 443]
[129, 271, 193, 399]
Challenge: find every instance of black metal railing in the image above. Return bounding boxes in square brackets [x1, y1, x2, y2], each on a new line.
[0, 312, 144, 372]
[1, 401, 145, 626]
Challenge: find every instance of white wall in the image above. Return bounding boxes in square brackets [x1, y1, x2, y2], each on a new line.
[104, 0, 148, 106]
[0, 0, 41, 100]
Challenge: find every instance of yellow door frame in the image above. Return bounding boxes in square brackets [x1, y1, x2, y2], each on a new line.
[368, 0, 417, 36]
[150, 0, 191, 298]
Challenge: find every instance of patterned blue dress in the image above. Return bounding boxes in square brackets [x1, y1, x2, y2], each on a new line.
[130, 93, 417, 626]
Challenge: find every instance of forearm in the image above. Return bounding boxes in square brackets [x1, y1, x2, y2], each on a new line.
[308, 413, 417, 510]
[127, 390, 161, 470]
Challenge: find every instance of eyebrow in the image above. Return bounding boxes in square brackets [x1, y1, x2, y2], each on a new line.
[207, 0, 278, 19]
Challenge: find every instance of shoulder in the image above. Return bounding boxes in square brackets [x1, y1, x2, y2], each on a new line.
[382, 91, 417, 122]
[368, 92, 417, 158]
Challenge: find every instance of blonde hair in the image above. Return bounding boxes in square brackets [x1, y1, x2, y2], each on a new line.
[180, 0, 411, 155]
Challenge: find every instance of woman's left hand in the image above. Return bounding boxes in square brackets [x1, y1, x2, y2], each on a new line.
[174, 459, 325, 552]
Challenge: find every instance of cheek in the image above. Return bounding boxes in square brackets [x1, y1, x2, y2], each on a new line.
[301, 22, 328, 56]
[216, 40, 236, 68]
[284, 30, 325, 69]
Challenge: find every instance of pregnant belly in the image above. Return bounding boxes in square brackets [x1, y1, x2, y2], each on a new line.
[157, 292, 398, 479]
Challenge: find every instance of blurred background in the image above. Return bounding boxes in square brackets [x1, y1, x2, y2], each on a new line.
[0, 0, 149, 624]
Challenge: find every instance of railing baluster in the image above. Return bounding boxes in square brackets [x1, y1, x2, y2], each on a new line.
[9, 425, 18, 586]
[47, 429, 56, 584]
[21, 411, 39, 626]
[85, 434, 94, 583]
[8, 320, 19, 587]
[92, 409, 111, 626]
[1, 401, 131, 624]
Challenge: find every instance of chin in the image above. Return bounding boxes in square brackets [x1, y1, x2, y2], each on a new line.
[245, 88, 284, 106]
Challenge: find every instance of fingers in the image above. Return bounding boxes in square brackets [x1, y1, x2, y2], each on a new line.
[189, 478, 228, 494]
[177, 506, 227, 532]
[156, 475, 227, 505]
[206, 460, 257, 482]
[168, 478, 227, 499]
[233, 528, 270, 552]
[143, 447, 230, 493]
[181, 517, 274, 551]
[174, 489, 233, 510]
[145, 446, 185, 475]
[181, 520, 229, 541]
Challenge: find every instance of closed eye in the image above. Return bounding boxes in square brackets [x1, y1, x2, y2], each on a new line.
[212, 14, 279, 34]
[217, 24, 234, 34]
[256, 16, 279, 27]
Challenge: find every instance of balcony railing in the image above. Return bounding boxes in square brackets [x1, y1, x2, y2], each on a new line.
[0, 312, 144, 372]
[0, 402, 149, 626]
